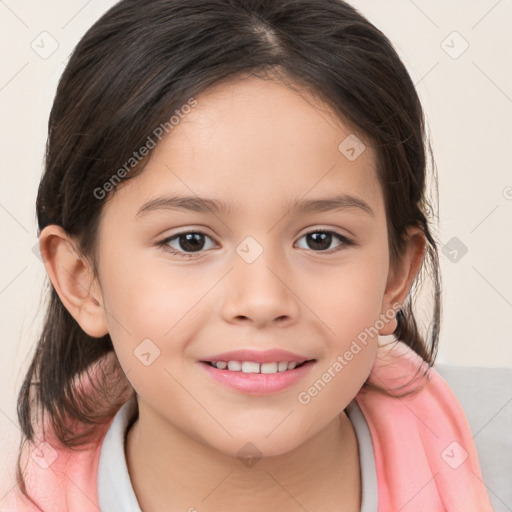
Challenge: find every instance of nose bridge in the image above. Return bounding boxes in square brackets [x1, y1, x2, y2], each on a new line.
[221, 234, 299, 325]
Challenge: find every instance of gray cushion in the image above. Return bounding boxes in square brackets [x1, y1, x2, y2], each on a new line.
[435, 364, 512, 511]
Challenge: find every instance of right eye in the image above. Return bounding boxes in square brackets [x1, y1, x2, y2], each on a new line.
[156, 231, 218, 258]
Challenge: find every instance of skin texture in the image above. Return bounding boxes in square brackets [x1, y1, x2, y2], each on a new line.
[40, 75, 426, 511]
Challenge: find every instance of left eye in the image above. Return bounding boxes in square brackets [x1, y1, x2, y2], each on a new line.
[157, 229, 354, 258]
[296, 230, 353, 252]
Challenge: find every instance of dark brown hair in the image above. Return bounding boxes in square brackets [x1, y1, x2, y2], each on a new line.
[15, 0, 441, 506]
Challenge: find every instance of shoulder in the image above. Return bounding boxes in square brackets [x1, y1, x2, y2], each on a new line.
[0, 422, 111, 512]
[1, 354, 132, 511]
[354, 340, 505, 511]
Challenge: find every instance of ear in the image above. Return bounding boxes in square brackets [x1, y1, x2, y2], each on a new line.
[38, 225, 109, 338]
[379, 226, 426, 335]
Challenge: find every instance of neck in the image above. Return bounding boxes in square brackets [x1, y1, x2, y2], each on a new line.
[125, 400, 361, 512]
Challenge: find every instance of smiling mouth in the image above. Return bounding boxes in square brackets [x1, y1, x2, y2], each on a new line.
[201, 359, 315, 374]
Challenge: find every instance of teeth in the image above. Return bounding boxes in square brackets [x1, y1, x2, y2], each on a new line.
[227, 361, 242, 371]
[278, 361, 288, 372]
[241, 361, 260, 373]
[212, 360, 305, 373]
[261, 362, 278, 374]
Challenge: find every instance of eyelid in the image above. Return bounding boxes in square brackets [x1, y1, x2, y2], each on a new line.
[298, 225, 353, 239]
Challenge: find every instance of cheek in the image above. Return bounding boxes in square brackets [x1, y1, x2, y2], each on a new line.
[102, 248, 209, 328]
[318, 250, 389, 338]
[99, 256, 232, 399]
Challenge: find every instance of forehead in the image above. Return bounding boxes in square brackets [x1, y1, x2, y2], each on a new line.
[103, 75, 384, 221]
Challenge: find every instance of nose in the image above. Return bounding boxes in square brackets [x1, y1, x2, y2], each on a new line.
[220, 248, 300, 328]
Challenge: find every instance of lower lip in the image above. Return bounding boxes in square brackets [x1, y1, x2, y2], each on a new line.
[198, 361, 315, 395]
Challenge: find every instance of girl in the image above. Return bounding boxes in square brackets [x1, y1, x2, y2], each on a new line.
[2, 0, 494, 510]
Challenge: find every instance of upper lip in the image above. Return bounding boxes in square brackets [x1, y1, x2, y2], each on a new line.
[200, 349, 315, 364]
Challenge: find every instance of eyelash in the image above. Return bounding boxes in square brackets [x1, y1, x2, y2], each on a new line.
[155, 229, 355, 259]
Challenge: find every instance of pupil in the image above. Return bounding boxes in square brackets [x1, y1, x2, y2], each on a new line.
[180, 233, 204, 252]
[308, 232, 331, 250]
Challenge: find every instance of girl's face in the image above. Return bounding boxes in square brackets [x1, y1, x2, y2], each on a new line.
[92, 75, 412, 458]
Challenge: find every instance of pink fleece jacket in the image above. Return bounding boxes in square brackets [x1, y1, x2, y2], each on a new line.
[1, 341, 494, 511]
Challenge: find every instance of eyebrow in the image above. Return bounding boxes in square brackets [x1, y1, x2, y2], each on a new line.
[135, 193, 374, 219]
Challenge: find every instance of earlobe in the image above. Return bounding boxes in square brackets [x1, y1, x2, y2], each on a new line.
[379, 226, 427, 336]
[39, 225, 109, 338]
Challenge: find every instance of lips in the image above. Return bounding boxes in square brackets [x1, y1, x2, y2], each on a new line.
[200, 348, 314, 365]
[197, 349, 316, 393]
[198, 356, 316, 394]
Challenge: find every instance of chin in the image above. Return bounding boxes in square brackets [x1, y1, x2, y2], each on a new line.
[210, 431, 305, 463]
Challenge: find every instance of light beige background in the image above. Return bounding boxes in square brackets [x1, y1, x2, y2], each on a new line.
[1, 0, 511, 494]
